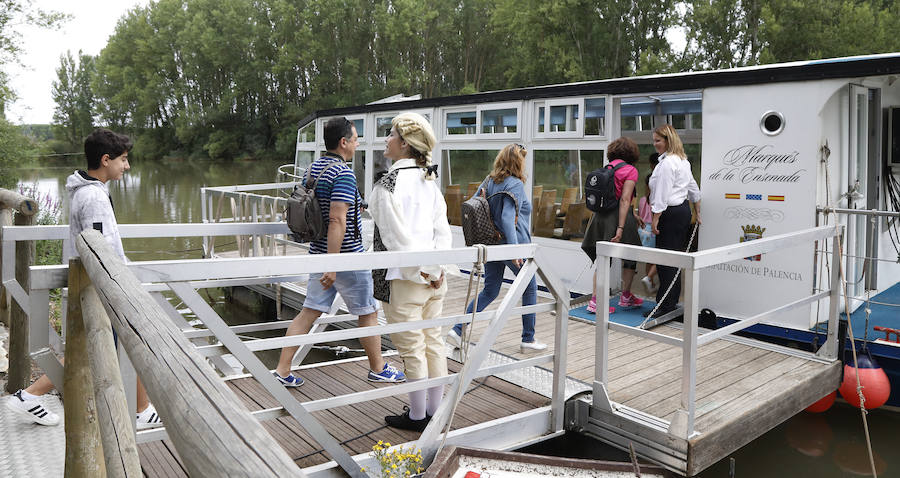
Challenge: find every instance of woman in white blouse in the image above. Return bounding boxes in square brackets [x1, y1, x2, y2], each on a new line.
[646, 124, 702, 318]
[369, 112, 452, 432]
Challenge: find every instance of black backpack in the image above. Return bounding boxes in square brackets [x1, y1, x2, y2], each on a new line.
[584, 161, 627, 213]
[284, 160, 344, 243]
[461, 177, 518, 246]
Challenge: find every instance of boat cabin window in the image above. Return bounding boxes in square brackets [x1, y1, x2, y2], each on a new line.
[298, 122, 315, 143]
[352, 151, 366, 197]
[441, 149, 500, 226]
[620, 93, 702, 132]
[376, 112, 431, 138]
[352, 119, 365, 139]
[376, 116, 395, 137]
[296, 150, 315, 171]
[531, 149, 604, 239]
[481, 107, 518, 134]
[584, 98, 607, 136]
[446, 110, 477, 135]
[373, 150, 391, 184]
[536, 99, 583, 137]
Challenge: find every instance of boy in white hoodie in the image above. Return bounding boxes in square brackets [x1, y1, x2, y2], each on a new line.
[6, 129, 161, 429]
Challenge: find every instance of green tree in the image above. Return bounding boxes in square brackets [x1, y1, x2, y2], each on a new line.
[52, 50, 96, 149]
[0, 1, 67, 183]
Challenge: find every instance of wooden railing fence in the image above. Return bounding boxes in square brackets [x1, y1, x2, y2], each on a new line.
[66, 229, 302, 477]
[0, 188, 38, 392]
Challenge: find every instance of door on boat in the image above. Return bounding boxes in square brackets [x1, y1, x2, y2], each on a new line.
[847, 84, 881, 305]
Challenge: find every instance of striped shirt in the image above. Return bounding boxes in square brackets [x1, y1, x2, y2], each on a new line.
[307, 154, 364, 254]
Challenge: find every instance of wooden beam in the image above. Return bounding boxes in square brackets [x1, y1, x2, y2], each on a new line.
[64, 260, 106, 477]
[82, 284, 142, 478]
[6, 211, 34, 392]
[0, 188, 39, 215]
[74, 230, 303, 477]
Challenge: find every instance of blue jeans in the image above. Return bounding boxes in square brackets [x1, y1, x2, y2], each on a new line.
[453, 260, 537, 343]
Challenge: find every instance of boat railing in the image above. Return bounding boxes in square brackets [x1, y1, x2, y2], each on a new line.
[22, 229, 572, 477]
[592, 225, 843, 440]
[815, 206, 900, 306]
[199, 182, 298, 257]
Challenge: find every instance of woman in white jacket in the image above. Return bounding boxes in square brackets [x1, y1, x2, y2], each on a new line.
[369, 112, 452, 432]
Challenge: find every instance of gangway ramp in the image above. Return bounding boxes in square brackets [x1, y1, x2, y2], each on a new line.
[567, 324, 840, 475]
[576, 225, 844, 475]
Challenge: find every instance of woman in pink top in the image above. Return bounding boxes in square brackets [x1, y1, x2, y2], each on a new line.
[580, 137, 644, 314]
[637, 174, 658, 293]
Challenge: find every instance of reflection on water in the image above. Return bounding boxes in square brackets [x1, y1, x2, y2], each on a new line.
[15, 158, 287, 261]
[522, 403, 899, 477]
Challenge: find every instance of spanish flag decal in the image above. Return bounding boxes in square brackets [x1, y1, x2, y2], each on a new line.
[767, 195, 785, 201]
[725, 193, 740, 199]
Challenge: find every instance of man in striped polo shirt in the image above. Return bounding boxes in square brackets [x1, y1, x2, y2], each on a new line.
[273, 117, 405, 386]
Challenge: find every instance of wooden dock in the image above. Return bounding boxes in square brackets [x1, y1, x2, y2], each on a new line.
[135, 269, 840, 476]
[138, 358, 550, 476]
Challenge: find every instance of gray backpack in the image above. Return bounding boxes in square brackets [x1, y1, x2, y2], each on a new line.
[284, 160, 343, 243]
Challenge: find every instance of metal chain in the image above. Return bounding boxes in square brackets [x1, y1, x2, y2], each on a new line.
[638, 221, 699, 329]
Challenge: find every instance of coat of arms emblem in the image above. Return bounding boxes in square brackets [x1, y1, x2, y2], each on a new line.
[740, 224, 765, 261]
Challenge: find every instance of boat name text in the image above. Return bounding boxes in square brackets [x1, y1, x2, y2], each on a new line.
[708, 144, 805, 184]
[711, 262, 803, 281]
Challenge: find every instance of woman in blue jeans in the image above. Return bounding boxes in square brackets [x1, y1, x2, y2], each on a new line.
[446, 144, 547, 353]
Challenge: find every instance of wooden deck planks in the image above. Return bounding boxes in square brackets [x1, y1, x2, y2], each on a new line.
[138, 265, 838, 477]
[138, 355, 548, 476]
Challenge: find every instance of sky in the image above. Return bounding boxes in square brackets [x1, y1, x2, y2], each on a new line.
[6, 0, 149, 125]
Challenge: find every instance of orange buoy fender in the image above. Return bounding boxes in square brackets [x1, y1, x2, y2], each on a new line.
[805, 390, 836, 413]
[839, 353, 890, 410]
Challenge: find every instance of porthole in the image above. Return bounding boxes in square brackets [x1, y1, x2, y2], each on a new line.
[760, 111, 785, 136]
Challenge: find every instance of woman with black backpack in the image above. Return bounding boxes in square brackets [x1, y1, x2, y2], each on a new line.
[581, 137, 644, 315]
[446, 144, 546, 353]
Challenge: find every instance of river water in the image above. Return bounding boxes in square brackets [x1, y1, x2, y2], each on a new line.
[14, 158, 898, 477]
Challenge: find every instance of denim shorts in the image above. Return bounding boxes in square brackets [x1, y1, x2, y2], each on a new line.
[303, 270, 378, 315]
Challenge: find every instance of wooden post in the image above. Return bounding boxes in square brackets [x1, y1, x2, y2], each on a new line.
[64, 260, 107, 478]
[0, 208, 11, 328]
[6, 209, 36, 393]
[82, 284, 141, 478]
[75, 230, 302, 477]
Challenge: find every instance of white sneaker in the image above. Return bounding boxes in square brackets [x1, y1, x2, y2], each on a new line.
[6, 390, 59, 426]
[641, 276, 658, 294]
[446, 329, 462, 349]
[136, 404, 163, 430]
[520, 340, 548, 353]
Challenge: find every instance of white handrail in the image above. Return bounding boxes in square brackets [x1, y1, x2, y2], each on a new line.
[26, 240, 570, 476]
[592, 224, 843, 440]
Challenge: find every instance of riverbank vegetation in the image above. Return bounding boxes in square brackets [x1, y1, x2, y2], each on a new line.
[3, 0, 900, 166]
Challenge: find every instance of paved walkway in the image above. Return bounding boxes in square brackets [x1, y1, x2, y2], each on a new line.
[0, 391, 65, 476]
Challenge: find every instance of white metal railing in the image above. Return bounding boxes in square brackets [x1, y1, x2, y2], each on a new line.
[591, 225, 843, 440]
[1, 222, 295, 390]
[199, 182, 296, 257]
[24, 240, 571, 477]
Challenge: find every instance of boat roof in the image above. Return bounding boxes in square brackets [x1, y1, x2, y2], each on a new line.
[299, 52, 900, 127]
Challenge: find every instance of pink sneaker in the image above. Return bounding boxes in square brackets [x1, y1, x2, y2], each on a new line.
[586, 296, 597, 313]
[618, 291, 644, 308]
[609, 306, 616, 314]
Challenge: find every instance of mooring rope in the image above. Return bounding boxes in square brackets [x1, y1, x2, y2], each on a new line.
[820, 139, 877, 478]
[437, 244, 487, 456]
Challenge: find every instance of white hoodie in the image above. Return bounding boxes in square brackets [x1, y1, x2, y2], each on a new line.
[64, 170, 126, 261]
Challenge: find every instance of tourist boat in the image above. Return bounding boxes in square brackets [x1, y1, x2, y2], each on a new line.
[275, 52, 900, 408]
